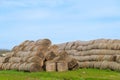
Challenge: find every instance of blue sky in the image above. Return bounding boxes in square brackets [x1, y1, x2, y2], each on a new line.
[0, 0, 120, 49]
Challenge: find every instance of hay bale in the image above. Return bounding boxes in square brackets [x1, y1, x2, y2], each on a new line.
[2, 57, 10, 63]
[25, 63, 42, 72]
[27, 56, 43, 67]
[65, 42, 74, 50]
[57, 61, 68, 72]
[78, 62, 90, 68]
[19, 63, 27, 71]
[5, 63, 13, 70]
[36, 39, 51, 47]
[0, 63, 3, 70]
[94, 39, 109, 43]
[71, 41, 79, 49]
[45, 51, 57, 61]
[78, 49, 120, 56]
[93, 62, 102, 69]
[45, 61, 56, 72]
[115, 55, 120, 63]
[65, 50, 78, 55]
[100, 61, 109, 69]
[48, 45, 59, 53]
[9, 57, 22, 63]
[5, 52, 14, 58]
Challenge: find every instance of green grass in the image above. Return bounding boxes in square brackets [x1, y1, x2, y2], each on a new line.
[0, 69, 120, 80]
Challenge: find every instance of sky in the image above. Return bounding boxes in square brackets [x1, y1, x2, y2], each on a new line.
[0, 0, 120, 49]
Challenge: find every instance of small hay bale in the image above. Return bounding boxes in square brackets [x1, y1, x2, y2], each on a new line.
[36, 39, 51, 47]
[25, 63, 42, 72]
[9, 57, 22, 63]
[27, 56, 44, 67]
[45, 51, 57, 61]
[57, 61, 68, 72]
[45, 61, 56, 72]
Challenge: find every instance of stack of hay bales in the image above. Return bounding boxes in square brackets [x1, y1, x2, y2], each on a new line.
[0, 39, 78, 72]
[56, 39, 120, 71]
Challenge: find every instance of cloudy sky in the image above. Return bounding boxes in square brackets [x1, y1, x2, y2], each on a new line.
[0, 0, 120, 49]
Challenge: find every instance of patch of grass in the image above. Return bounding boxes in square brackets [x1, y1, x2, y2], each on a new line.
[0, 69, 120, 80]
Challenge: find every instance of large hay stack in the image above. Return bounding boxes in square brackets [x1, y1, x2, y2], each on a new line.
[56, 39, 120, 71]
[0, 39, 78, 72]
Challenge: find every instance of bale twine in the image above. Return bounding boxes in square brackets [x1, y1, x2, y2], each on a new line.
[45, 61, 56, 72]
[9, 57, 22, 63]
[57, 61, 68, 72]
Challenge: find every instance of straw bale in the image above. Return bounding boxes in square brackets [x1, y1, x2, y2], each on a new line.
[71, 41, 79, 49]
[5, 63, 13, 70]
[56, 43, 68, 50]
[25, 63, 42, 72]
[65, 42, 74, 50]
[27, 56, 43, 67]
[45, 51, 57, 61]
[57, 61, 68, 72]
[9, 57, 22, 63]
[45, 61, 56, 72]
[0, 63, 3, 70]
[19, 63, 27, 71]
[36, 39, 51, 47]
[94, 39, 109, 43]
[5, 52, 14, 58]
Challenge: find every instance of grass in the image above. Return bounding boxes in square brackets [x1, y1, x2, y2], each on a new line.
[0, 68, 120, 80]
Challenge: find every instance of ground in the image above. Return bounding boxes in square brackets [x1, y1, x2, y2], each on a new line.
[0, 68, 120, 80]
